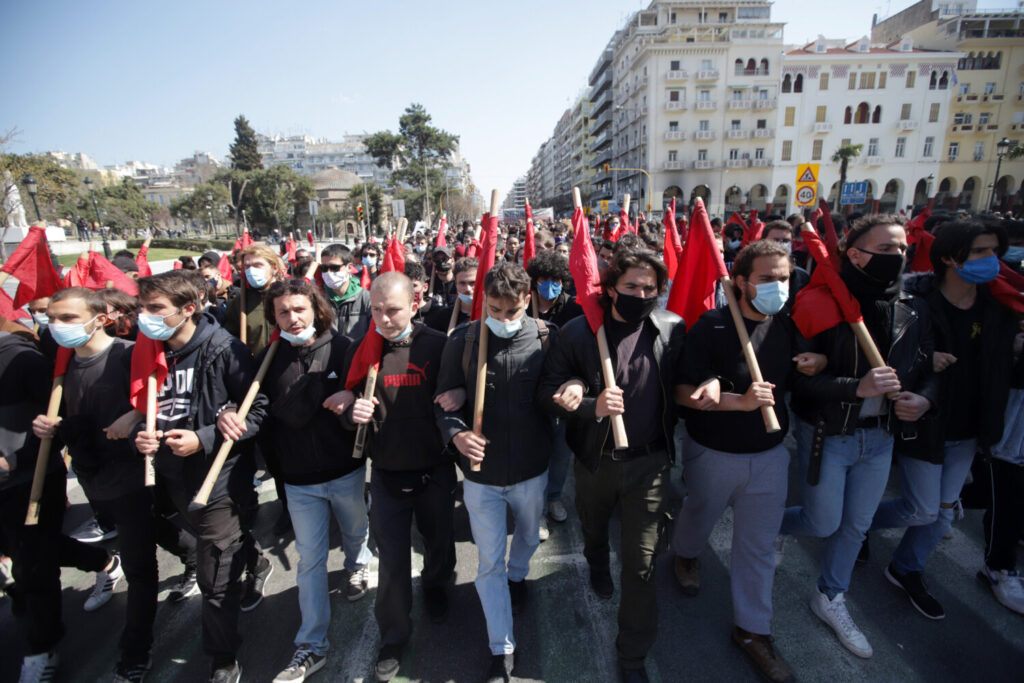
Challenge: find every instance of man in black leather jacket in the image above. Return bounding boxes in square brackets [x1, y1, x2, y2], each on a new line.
[539, 249, 684, 683]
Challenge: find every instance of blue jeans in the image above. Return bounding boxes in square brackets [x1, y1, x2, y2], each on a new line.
[285, 467, 372, 654]
[781, 419, 893, 598]
[463, 472, 548, 655]
[872, 439, 977, 574]
[546, 419, 572, 502]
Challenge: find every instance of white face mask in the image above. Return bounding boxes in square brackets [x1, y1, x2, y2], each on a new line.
[485, 315, 523, 339]
[322, 269, 350, 290]
[280, 323, 316, 345]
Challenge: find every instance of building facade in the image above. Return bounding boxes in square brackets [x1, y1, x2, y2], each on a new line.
[256, 134, 392, 186]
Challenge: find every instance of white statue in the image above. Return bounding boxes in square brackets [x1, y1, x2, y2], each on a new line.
[3, 170, 30, 229]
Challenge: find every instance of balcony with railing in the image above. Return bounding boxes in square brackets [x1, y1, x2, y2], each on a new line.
[812, 122, 832, 133]
[725, 158, 751, 168]
[752, 128, 774, 138]
[863, 156, 885, 166]
[663, 160, 685, 170]
[665, 100, 688, 111]
[897, 120, 919, 130]
[751, 158, 772, 167]
[696, 69, 720, 80]
[633, 76, 648, 93]
[696, 100, 718, 110]
[664, 130, 687, 141]
[694, 130, 717, 140]
[727, 99, 752, 110]
[665, 70, 689, 81]
[693, 160, 716, 169]
[726, 129, 749, 139]
[752, 98, 777, 110]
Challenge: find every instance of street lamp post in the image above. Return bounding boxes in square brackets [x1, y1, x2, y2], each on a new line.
[989, 137, 1011, 211]
[206, 191, 214, 236]
[83, 177, 111, 258]
[23, 174, 41, 221]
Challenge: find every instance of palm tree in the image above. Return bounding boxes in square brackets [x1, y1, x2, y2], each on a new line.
[831, 144, 864, 212]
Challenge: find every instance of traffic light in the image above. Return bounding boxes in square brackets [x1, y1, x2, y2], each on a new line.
[357, 204, 364, 222]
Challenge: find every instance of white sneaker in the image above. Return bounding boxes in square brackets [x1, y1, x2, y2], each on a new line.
[84, 555, 123, 611]
[978, 565, 1024, 615]
[346, 566, 369, 602]
[538, 516, 550, 542]
[18, 651, 58, 683]
[809, 588, 873, 658]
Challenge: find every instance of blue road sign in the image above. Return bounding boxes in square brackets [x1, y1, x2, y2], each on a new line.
[840, 181, 868, 205]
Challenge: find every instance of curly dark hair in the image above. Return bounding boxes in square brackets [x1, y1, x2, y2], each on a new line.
[526, 249, 571, 284]
[263, 278, 336, 336]
[599, 248, 667, 308]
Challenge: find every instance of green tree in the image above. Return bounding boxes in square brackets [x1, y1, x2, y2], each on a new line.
[364, 103, 458, 221]
[0, 152, 80, 226]
[348, 183, 384, 231]
[247, 165, 314, 233]
[229, 115, 263, 172]
[831, 144, 864, 212]
[169, 181, 231, 232]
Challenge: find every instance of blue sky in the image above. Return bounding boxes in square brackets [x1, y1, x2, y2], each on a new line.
[1, 0, 1004, 201]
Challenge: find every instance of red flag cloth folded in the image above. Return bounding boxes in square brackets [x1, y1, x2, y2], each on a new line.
[1, 226, 64, 307]
[386, 237, 405, 274]
[129, 335, 169, 412]
[741, 209, 765, 248]
[232, 238, 242, 252]
[135, 244, 153, 278]
[240, 231, 253, 248]
[990, 261, 1024, 314]
[523, 203, 537, 269]
[666, 199, 729, 325]
[466, 238, 481, 259]
[791, 228, 864, 339]
[436, 216, 447, 248]
[345, 320, 384, 390]
[54, 347, 73, 379]
[617, 206, 632, 239]
[728, 212, 748, 231]
[360, 266, 371, 290]
[815, 200, 841, 267]
[662, 198, 682, 280]
[286, 236, 297, 265]
[173, 261, 183, 270]
[906, 208, 934, 273]
[64, 252, 139, 296]
[307, 231, 314, 247]
[380, 238, 395, 274]
[470, 212, 499, 321]
[217, 254, 233, 280]
[0, 290, 31, 323]
[569, 206, 604, 334]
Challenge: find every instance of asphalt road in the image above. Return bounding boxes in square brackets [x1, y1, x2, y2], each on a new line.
[2, 422, 1023, 683]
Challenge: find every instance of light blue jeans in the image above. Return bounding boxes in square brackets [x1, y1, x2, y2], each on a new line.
[285, 466, 372, 654]
[781, 419, 893, 599]
[871, 439, 977, 574]
[463, 472, 548, 655]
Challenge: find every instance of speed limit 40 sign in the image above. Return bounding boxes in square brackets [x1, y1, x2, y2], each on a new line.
[796, 185, 816, 206]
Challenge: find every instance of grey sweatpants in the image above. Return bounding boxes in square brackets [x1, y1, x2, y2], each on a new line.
[672, 439, 789, 634]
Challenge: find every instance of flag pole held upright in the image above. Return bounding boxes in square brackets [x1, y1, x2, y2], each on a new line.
[25, 377, 64, 525]
[239, 233, 248, 344]
[718, 277, 782, 433]
[352, 366, 378, 459]
[469, 189, 500, 472]
[575, 187, 628, 449]
[144, 374, 158, 486]
[191, 339, 280, 508]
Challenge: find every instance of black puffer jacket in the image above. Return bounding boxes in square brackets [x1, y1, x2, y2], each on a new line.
[539, 309, 685, 472]
[435, 317, 555, 486]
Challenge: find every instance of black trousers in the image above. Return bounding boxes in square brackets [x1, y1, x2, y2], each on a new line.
[91, 487, 158, 665]
[0, 470, 107, 655]
[160, 475, 257, 664]
[369, 463, 456, 646]
[152, 475, 198, 571]
[971, 458, 1024, 572]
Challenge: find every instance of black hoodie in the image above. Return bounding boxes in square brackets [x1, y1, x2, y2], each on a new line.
[0, 332, 59, 491]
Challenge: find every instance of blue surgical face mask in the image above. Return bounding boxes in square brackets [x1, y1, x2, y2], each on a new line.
[376, 322, 412, 341]
[537, 280, 562, 301]
[32, 312, 49, 328]
[138, 310, 187, 341]
[414, 245, 426, 254]
[362, 255, 377, 268]
[50, 316, 99, 348]
[280, 323, 316, 345]
[728, 239, 742, 251]
[245, 266, 269, 289]
[485, 314, 523, 339]
[1003, 246, 1024, 265]
[750, 280, 789, 316]
[955, 254, 1000, 284]
[457, 292, 473, 305]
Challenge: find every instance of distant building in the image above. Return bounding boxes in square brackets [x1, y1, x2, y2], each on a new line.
[256, 133, 392, 186]
[44, 151, 100, 171]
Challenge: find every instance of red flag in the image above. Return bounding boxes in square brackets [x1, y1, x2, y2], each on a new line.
[286, 235, 297, 265]
[466, 238, 482, 259]
[217, 253, 233, 280]
[906, 208, 935, 273]
[386, 237, 405, 274]
[64, 252, 138, 296]
[662, 198, 683, 280]
[523, 203, 537, 269]
[568, 206, 604, 334]
[595, 214, 607, 241]
[129, 335, 169, 412]
[616, 205, 632, 240]
[360, 266, 371, 290]
[813, 200, 841, 267]
[240, 231, 253, 248]
[232, 238, 242, 252]
[53, 347, 73, 379]
[436, 215, 447, 248]
[791, 229, 864, 339]
[307, 230, 314, 247]
[0, 290, 31, 323]
[666, 198, 728, 324]
[741, 209, 765, 248]
[470, 213, 499, 321]
[173, 260, 183, 270]
[135, 244, 153, 277]
[345, 321, 384, 390]
[1, 226, 64, 307]
[990, 261, 1024, 314]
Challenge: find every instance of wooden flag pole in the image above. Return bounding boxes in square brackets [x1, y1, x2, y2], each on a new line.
[0, 272, 9, 287]
[144, 373, 158, 486]
[718, 276, 782, 433]
[468, 189, 500, 472]
[447, 297, 462, 336]
[352, 365, 378, 459]
[574, 187, 628, 449]
[25, 377, 64, 525]
[191, 339, 280, 508]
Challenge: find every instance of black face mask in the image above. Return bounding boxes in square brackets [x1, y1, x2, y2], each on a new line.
[435, 260, 452, 272]
[613, 292, 658, 324]
[856, 250, 906, 287]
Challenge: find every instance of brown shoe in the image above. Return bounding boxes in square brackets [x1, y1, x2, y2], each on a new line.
[732, 626, 795, 683]
[672, 555, 700, 596]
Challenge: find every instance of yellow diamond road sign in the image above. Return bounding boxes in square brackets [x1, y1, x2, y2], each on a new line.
[600, 200, 609, 212]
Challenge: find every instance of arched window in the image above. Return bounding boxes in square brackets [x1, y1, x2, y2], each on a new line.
[855, 102, 870, 124]
[794, 74, 804, 93]
[782, 74, 792, 93]
[958, 57, 966, 70]
[760, 58, 769, 74]
[929, 70, 938, 89]
[872, 105, 882, 123]
[938, 71, 949, 89]
[844, 106, 853, 124]
[746, 58, 757, 73]
[735, 58, 744, 75]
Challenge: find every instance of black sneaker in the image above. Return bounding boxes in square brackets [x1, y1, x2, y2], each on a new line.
[619, 664, 650, 683]
[167, 566, 199, 603]
[113, 657, 152, 683]
[485, 653, 514, 683]
[374, 643, 403, 682]
[240, 557, 274, 612]
[273, 647, 326, 682]
[589, 565, 614, 600]
[884, 563, 945, 620]
[508, 579, 527, 615]
[424, 585, 448, 623]
[209, 661, 242, 683]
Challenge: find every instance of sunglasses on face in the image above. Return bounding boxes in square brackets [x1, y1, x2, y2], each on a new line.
[323, 264, 346, 272]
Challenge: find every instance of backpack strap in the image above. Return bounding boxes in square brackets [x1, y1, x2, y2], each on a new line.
[535, 318, 551, 353]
